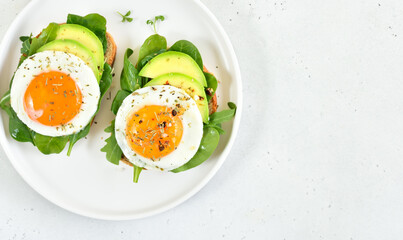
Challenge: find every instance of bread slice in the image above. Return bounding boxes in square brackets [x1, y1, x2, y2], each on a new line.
[105, 32, 117, 66]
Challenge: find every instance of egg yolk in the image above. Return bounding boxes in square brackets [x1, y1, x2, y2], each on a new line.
[23, 71, 83, 126]
[126, 105, 183, 160]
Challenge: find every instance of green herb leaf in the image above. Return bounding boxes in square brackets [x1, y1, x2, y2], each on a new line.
[101, 120, 122, 165]
[29, 23, 59, 56]
[20, 39, 31, 55]
[155, 15, 165, 21]
[67, 124, 90, 156]
[204, 72, 218, 102]
[171, 127, 220, 173]
[67, 63, 113, 155]
[19, 35, 31, 42]
[117, 11, 133, 23]
[33, 133, 69, 155]
[146, 15, 165, 34]
[137, 34, 167, 67]
[120, 48, 141, 92]
[208, 102, 237, 125]
[133, 165, 143, 183]
[169, 40, 203, 69]
[111, 90, 130, 115]
[67, 13, 107, 53]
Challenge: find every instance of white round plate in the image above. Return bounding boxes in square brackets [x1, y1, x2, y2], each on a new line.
[0, 0, 242, 220]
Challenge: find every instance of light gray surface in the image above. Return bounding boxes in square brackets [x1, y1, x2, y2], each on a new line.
[1, 0, 403, 239]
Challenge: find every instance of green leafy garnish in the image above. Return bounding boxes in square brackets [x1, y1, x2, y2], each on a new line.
[133, 165, 143, 183]
[33, 133, 69, 155]
[137, 34, 167, 67]
[111, 90, 130, 115]
[171, 127, 220, 173]
[117, 11, 133, 22]
[169, 40, 203, 69]
[204, 72, 218, 102]
[101, 120, 122, 165]
[146, 15, 165, 34]
[120, 48, 141, 92]
[208, 102, 237, 125]
[67, 13, 107, 53]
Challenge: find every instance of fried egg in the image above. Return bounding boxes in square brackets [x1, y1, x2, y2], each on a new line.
[115, 85, 203, 171]
[10, 50, 100, 136]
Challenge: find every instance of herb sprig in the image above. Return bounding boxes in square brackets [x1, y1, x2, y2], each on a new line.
[117, 11, 133, 22]
[146, 15, 165, 33]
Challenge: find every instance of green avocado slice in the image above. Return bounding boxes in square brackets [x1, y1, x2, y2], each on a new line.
[37, 39, 101, 81]
[139, 51, 207, 87]
[54, 24, 104, 75]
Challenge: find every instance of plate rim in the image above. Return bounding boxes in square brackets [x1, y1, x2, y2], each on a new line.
[0, 0, 243, 220]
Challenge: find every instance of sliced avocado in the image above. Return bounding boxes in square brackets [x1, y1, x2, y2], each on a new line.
[145, 73, 209, 123]
[139, 51, 207, 87]
[55, 24, 104, 75]
[37, 39, 100, 81]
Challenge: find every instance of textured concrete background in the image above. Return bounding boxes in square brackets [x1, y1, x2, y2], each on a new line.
[2, 0, 403, 239]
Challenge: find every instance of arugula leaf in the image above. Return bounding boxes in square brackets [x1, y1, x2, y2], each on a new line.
[120, 48, 141, 92]
[117, 11, 133, 22]
[133, 165, 142, 183]
[19, 35, 31, 42]
[146, 15, 165, 34]
[20, 37, 31, 55]
[67, 63, 113, 156]
[169, 40, 203, 69]
[204, 72, 218, 102]
[137, 34, 167, 67]
[208, 102, 237, 125]
[171, 127, 220, 173]
[101, 120, 122, 165]
[33, 133, 69, 154]
[29, 23, 59, 56]
[111, 90, 130, 115]
[98, 63, 113, 107]
[67, 13, 107, 53]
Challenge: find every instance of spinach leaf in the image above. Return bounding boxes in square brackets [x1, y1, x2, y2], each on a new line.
[208, 102, 237, 125]
[29, 23, 59, 56]
[67, 13, 107, 53]
[9, 109, 35, 144]
[171, 127, 220, 173]
[137, 34, 167, 66]
[67, 124, 90, 156]
[204, 72, 218, 102]
[33, 133, 69, 154]
[111, 90, 130, 115]
[206, 123, 225, 135]
[1, 93, 35, 144]
[67, 63, 113, 156]
[137, 49, 166, 71]
[169, 40, 203, 69]
[100, 120, 122, 165]
[121, 48, 141, 92]
[0, 90, 12, 116]
[133, 165, 142, 183]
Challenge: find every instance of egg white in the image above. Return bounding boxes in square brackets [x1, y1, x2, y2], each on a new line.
[115, 85, 204, 171]
[10, 51, 100, 136]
